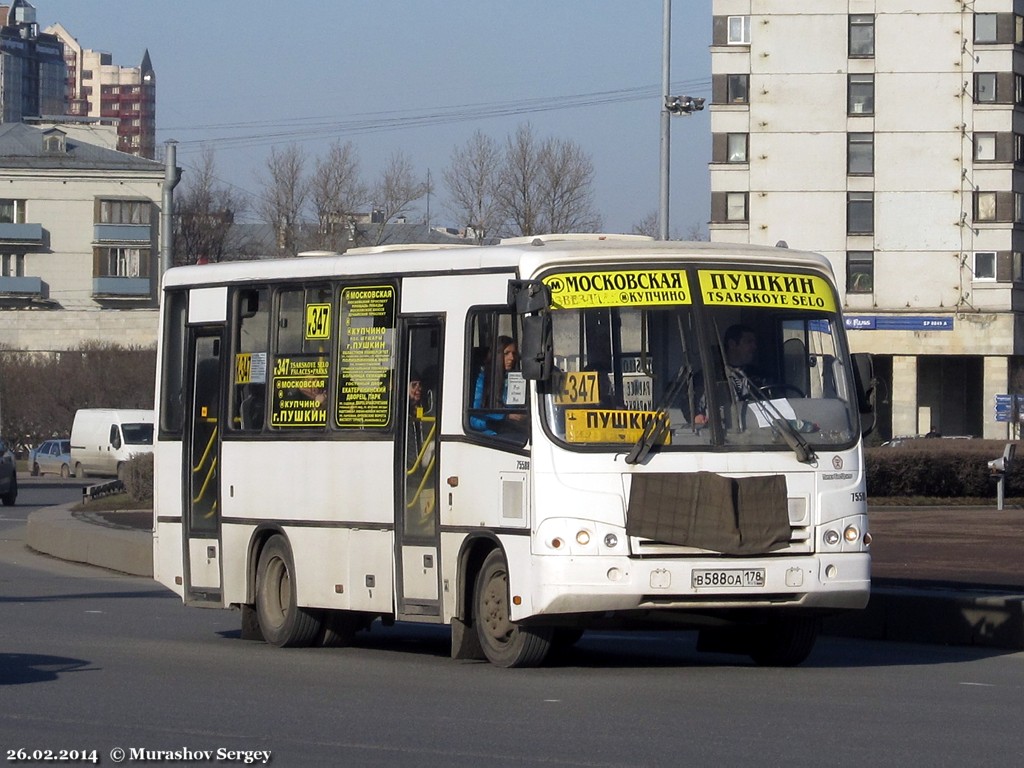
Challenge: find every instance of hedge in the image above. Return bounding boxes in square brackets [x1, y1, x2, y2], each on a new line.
[865, 438, 1021, 498]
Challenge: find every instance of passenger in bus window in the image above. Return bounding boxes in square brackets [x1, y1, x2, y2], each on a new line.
[407, 372, 434, 469]
[469, 336, 527, 436]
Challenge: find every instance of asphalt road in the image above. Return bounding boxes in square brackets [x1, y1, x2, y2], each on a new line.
[3, 481, 1024, 766]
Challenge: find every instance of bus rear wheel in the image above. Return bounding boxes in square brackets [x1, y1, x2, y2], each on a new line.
[474, 549, 552, 668]
[255, 534, 322, 647]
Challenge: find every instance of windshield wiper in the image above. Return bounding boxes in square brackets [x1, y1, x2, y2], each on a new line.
[625, 365, 692, 465]
[728, 366, 817, 464]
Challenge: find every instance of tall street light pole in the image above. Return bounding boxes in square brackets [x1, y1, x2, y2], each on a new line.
[659, 0, 705, 241]
[658, 0, 671, 241]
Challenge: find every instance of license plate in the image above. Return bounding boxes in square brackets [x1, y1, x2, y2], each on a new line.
[691, 568, 765, 588]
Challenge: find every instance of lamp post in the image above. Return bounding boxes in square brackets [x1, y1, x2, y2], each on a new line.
[658, 0, 705, 240]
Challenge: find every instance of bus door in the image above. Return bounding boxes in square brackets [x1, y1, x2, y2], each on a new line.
[395, 319, 443, 619]
[183, 328, 224, 604]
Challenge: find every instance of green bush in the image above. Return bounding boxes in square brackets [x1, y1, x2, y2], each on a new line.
[866, 439, 1022, 498]
[122, 453, 154, 507]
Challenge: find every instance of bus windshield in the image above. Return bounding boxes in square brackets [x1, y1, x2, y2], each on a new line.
[541, 266, 859, 454]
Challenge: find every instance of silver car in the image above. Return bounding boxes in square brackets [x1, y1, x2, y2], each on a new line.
[0, 438, 17, 506]
[29, 438, 72, 478]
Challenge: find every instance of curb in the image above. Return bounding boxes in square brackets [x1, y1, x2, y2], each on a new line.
[24, 506, 1024, 650]
[26, 504, 152, 578]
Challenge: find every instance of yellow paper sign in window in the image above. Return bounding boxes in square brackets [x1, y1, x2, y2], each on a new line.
[235, 353, 252, 385]
[305, 303, 332, 339]
[544, 270, 690, 309]
[563, 409, 671, 445]
[698, 270, 836, 312]
[554, 370, 600, 406]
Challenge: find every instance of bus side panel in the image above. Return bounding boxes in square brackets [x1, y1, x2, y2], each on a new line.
[220, 526, 395, 614]
[440, 442, 531, 529]
[153, 440, 184, 596]
[220, 441, 394, 526]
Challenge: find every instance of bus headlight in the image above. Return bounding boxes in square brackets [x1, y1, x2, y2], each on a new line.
[604, 533, 619, 548]
[823, 529, 840, 546]
[576, 529, 591, 546]
[844, 525, 860, 543]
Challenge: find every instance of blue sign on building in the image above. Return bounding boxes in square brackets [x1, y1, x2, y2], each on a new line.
[845, 316, 954, 331]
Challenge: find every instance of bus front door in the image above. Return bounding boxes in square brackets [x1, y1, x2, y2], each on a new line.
[183, 329, 223, 604]
[396, 320, 442, 619]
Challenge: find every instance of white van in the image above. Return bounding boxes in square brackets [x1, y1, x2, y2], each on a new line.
[70, 408, 155, 479]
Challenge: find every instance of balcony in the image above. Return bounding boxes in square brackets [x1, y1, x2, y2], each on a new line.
[93, 223, 151, 244]
[0, 275, 43, 297]
[92, 276, 151, 298]
[0, 222, 43, 245]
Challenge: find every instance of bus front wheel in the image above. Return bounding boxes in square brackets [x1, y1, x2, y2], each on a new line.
[749, 616, 820, 667]
[255, 534, 323, 647]
[474, 549, 552, 668]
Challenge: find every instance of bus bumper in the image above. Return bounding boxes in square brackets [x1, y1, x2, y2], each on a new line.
[518, 552, 871, 619]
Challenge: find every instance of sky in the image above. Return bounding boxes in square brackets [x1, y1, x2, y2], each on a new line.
[38, 1, 712, 236]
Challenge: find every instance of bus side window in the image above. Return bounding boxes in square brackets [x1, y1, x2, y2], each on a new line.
[230, 287, 270, 432]
[465, 309, 529, 444]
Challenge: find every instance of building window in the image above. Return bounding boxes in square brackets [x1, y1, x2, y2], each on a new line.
[976, 73, 997, 103]
[975, 133, 998, 161]
[847, 133, 874, 175]
[847, 251, 873, 293]
[727, 15, 751, 44]
[1017, 134, 1024, 164]
[96, 246, 150, 278]
[99, 199, 151, 225]
[727, 74, 749, 104]
[974, 251, 996, 280]
[847, 192, 874, 234]
[726, 192, 748, 222]
[974, 191, 997, 221]
[1014, 252, 1024, 282]
[1, 253, 25, 277]
[975, 13, 998, 44]
[0, 199, 25, 224]
[727, 133, 748, 162]
[848, 74, 874, 115]
[1016, 193, 1024, 224]
[849, 15, 875, 57]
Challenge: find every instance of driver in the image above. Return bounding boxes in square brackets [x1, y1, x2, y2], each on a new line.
[723, 324, 765, 397]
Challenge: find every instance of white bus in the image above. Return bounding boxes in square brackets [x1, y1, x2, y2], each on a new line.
[153, 234, 875, 667]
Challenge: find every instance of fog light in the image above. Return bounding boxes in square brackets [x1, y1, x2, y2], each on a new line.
[824, 529, 840, 546]
[604, 533, 619, 548]
[607, 567, 623, 582]
[844, 525, 860, 543]
[576, 530, 591, 546]
[825, 564, 838, 579]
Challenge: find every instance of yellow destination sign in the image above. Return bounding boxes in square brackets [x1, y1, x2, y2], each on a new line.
[235, 353, 252, 385]
[698, 270, 836, 312]
[554, 370, 600, 406]
[544, 270, 690, 308]
[563, 409, 671, 445]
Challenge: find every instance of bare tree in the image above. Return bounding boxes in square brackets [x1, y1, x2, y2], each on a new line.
[256, 144, 308, 255]
[174, 146, 247, 265]
[309, 140, 367, 253]
[494, 123, 601, 237]
[631, 211, 706, 241]
[496, 123, 543, 237]
[537, 136, 601, 233]
[365, 150, 428, 246]
[443, 130, 503, 243]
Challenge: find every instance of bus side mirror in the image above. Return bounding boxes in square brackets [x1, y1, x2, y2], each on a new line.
[851, 352, 876, 436]
[509, 279, 554, 380]
[520, 313, 553, 381]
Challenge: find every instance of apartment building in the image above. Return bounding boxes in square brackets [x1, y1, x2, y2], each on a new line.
[46, 22, 156, 159]
[709, 0, 1024, 440]
[0, 0, 63, 123]
[0, 122, 166, 350]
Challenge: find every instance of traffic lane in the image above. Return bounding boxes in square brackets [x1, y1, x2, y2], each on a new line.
[3, 538, 1023, 768]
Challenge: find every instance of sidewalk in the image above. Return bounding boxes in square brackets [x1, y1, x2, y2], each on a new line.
[24, 498, 1024, 650]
